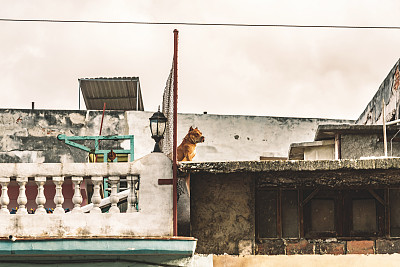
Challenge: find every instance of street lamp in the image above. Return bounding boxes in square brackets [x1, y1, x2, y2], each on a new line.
[149, 107, 167, 153]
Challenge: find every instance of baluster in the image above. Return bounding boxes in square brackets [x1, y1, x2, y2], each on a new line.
[90, 176, 103, 213]
[71, 177, 83, 213]
[127, 175, 138, 213]
[35, 177, 46, 214]
[52, 176, 65, 214]
[0, 178, 10, 214]
[16, 177, 28, 214]
[108, 176, 120, 213]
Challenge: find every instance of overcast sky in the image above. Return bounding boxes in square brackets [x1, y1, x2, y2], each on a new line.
[1, 0, 400, 120]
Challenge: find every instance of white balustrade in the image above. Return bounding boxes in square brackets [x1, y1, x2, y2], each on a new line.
[127, 175, 139, 213]
[90, 176, 103, 214]
[108, 176, 120, 213]
[0, 154, 173, 238]
[35, 176, 47, 214]
[0, 178, 10, 214]
[16, 177, 28, 214]
[71, 177, 83, 213]
[0, 165, 141, 215]
[53, 176, 65, 214]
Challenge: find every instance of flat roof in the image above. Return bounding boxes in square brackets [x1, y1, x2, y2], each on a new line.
[79, 77, 144, 111]
[178, 158, 400, 187]
[315, 124, 400, 140]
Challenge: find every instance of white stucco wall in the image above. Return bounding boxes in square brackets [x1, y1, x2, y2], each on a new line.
[0, 109, 352, 163]
[0, 153, 173, 238]
[126, 111, 353, 162]
[304, 145, 335, 160]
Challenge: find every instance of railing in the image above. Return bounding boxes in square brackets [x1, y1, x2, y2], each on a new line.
[0, 153, 173, 238]
[0, 175, 139, 214]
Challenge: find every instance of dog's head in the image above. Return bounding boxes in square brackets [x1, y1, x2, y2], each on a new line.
[188, 126, 205, 144]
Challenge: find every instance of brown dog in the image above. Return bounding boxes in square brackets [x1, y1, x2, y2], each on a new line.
[177, 126, 205, 161]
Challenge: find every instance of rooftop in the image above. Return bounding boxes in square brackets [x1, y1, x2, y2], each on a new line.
[178, 158, 400, 187]
[79, 77, 144, 111]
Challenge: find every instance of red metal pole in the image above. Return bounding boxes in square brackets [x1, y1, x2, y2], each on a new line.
[95, 102, 106, 162]
[173, 29, 178, 236]
[99, 102, 106, 136]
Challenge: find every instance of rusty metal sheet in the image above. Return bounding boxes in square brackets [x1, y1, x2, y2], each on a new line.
[79, 77, 144, 111]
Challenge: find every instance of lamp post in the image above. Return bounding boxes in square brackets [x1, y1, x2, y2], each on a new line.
[149, 107, 167, 153]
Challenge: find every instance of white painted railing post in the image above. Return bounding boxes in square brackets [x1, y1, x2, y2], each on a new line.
[0, 178, 10, 214]
[53, 176, 65, 214]
[71, 177, 83, 213]
[16, 177, 28, 214]
[108, 176, 120, 213]
[90, 176, 103, 213]
[35, 177, 47, 214]
[127, 175, 138, 213]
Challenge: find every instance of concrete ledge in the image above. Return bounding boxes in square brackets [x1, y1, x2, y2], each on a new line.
[179, 158, 400, 174]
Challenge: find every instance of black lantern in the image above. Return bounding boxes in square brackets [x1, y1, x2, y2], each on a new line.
[149, 107, 167, 153]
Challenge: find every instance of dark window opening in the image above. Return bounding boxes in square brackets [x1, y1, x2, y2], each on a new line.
[257, 188, 386, 240]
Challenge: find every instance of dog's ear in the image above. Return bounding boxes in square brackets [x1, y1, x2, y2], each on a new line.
[189, 126, 193, 131]
[195, 127, 198, 129]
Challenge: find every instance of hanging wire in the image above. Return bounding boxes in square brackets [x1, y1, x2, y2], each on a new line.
[0, 18, 400, 30]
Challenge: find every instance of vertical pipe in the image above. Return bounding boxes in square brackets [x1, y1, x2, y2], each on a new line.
[31, 102, 35, 110]
[78, 81, 81, 110]
[95, 103, 106, 163]
[383, 99, 388, 157]
[335, 134, 341, 160]
[173, 29, 179, 236]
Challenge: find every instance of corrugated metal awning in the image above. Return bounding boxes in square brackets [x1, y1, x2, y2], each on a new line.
[79, 77, 144, 111]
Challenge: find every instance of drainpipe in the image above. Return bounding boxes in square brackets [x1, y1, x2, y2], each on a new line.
[383, 99, 388, 157]
[335, 134, 341, 160]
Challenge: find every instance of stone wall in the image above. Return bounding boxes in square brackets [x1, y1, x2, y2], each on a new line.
[190, 173, 255, 255]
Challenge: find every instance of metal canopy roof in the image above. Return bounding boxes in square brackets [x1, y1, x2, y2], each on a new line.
[79, 77, 144, 111]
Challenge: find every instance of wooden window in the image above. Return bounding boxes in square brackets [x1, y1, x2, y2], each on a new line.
[257, 189, 299, 239]
[257, 188, 386, 239]
[257, 190, 277, 238]
[390, 189, 400, 236]
[352, 199, 377, 233]
[282, 190, 299, 238]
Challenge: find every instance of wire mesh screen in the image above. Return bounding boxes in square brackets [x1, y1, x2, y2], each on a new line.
[161, 62, 174, 160]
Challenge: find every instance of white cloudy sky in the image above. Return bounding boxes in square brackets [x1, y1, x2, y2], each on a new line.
[0, 0, 400, 120]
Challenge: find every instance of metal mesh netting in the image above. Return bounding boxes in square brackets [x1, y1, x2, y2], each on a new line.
[161, 62, 174, 160]
[161, 62, 185, 200]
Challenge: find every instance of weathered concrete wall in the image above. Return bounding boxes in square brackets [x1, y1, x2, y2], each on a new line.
[341, 133, 400, 159]
[0, 109, 352, 163]
[126, 111, 353, 161]
[175, 113, 352, 161]
[190, 173, 255, 255]
[0, 109, 127, 163]
[357, 59, 400, 125]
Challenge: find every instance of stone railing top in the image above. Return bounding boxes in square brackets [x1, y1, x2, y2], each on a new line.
[0, 162, 140, 177]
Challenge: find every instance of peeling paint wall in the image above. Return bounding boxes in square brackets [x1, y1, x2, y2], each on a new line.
[126, 111, 353, 162]
[0, 109, 127, 163]
[357, 59, 400, 125]
[0, 109, 351, 163]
